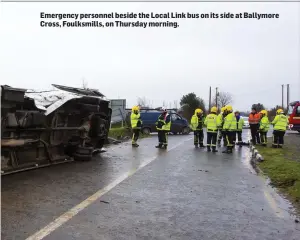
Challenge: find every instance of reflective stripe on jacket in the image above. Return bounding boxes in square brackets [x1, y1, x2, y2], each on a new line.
[204, 113, 218, 132]
[156, 114, 171, 131]
[191, 115, 205, 131]
[223, 112, 237, 131]
[131, 113, 142, 129]
[259, 116, 270, 132]
[248, 113, 260, 124]
[272, 114, 288, 131]
[236, 117, 244, 131]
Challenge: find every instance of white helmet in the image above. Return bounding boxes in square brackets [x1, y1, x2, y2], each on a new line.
[161, 107, 167, 112]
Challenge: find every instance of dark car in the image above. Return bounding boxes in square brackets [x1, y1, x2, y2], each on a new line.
[126, 110, 190, 135]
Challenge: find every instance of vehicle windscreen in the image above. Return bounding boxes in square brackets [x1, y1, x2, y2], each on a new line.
[288, 105, 294, 115]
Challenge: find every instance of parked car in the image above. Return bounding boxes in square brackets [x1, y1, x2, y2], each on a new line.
[126, 110, 190, 135]
[241, 116, 250, 128]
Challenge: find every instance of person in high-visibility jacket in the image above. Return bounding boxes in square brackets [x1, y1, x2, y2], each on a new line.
[155, 108, 171, 149]
[222, 105, 237, 154]
[233, 111, 244, 146]
[217, 106, 227, 147]
[130, 106, 143, 147]
[248, 107, 261, 145]
[271, 109, 289, 148]
[259, 110, 270, 146]
[191, 108, 205, 148]
[204, 106, 219, 152]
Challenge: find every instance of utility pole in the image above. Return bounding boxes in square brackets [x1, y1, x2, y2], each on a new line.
[281, 84, 284, 109]
[286, 84, 290, 110]
[209, 86, 212, 111]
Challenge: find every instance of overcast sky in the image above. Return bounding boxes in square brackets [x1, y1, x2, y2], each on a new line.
[0, 2, 299, 111]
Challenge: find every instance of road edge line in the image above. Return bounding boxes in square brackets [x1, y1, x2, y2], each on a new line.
[25, 137, 192, 240]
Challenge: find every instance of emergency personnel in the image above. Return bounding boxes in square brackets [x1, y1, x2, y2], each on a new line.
[204, 106, 219, 152]
[222, 105, 237, 154]
[271, 109, 289, 148]
[234, 111, 244, 146]
[130, 106, 142, 147]
[248, 107, 261, 145]
[259, 110, 270, 146]
[155, 108, 171, 149]
[191, 108, 205, 148]
[217, 106, 226, 146]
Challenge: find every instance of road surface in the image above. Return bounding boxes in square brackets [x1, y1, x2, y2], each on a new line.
[2, 130, 300, 240]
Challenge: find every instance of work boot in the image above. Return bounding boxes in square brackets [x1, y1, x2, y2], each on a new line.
[155, 144, 162, 149]
[217, 141, 221, 147]
[278, 145, 283, 148]
[199, 143, 205, 148]
[227, 147, 233, 154]
[132, 143, 139, 147]
[212, 147, 218, 152]
[262, 143, 267, 147]
[194, 144, 199, 148]
[162, 145, 168, 149]
[207, 146, 211, 152]
[272, 144, 278, 148]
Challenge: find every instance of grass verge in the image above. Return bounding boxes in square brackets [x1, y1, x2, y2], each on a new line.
[108, 127, 148, 140]
[256, 134, 300, 212]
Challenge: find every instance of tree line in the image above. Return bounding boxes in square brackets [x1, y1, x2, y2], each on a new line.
[137, 93, 285, 122]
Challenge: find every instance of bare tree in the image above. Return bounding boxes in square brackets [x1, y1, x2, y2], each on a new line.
[137, 97, 151, 108]
[173, 100, 178, 109]
[213, 91, 233, 107]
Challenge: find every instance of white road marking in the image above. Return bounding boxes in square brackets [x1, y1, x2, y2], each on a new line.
[26, 137, 192, 240]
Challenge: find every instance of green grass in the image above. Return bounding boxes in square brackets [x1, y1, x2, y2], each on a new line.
[256, 138, 300, 210]
[108, 127, 148, 140]
[110, 122, 126, 128]
[108, 127, 131, 139]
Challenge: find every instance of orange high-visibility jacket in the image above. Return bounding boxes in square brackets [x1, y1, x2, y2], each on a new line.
[248, 113, 260, 124]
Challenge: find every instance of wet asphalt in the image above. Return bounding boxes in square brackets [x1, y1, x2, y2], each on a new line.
[1, 130, 300, 240]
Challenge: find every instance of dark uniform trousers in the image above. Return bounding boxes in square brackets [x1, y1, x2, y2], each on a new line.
[132, 129, 140, 144]
[158, 130, 168, 146]
[207, 131, 217, 147]
[250, 124, 260, 144]
[218, 130, 227, 146]
[272, 130, 285, 147]
[225, 131, 235, 148]
[233, 131, 242, 144]
[194, 130, 204, 145]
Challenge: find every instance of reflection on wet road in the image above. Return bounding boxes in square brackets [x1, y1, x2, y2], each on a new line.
[2, 130, 300, 240]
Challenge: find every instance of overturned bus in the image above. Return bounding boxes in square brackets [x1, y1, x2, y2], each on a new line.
[1, 84, 112, 175]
